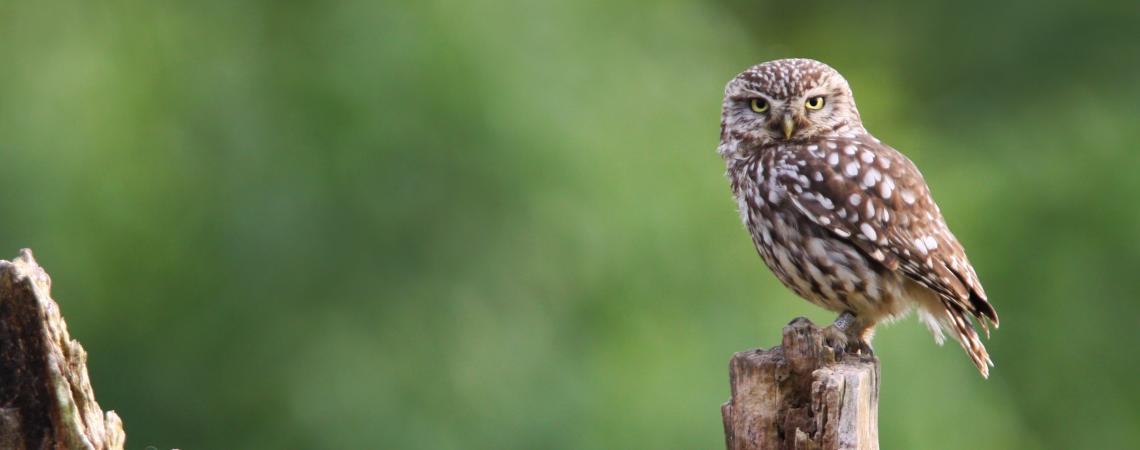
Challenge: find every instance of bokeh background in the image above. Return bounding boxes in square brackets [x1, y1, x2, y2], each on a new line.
[1, 0, 1138, 448]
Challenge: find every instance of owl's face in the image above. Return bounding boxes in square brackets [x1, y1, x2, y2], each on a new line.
[720, 59, 862, 154]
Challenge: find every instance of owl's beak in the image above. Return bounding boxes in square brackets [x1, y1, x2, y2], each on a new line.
[782, 114, 795, 139]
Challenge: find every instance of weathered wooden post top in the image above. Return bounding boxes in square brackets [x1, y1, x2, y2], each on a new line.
[0, 250, 125, 449]
[722, 317, 879, 450]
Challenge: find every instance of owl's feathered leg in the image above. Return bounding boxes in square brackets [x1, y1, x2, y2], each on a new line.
[830, 311, 875, 356]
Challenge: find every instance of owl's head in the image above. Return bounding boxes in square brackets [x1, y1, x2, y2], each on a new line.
[720, 59, 862, 153]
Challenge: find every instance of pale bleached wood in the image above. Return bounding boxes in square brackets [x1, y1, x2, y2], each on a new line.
[0, 249, 126, 450]
[722, 317, 879, 450]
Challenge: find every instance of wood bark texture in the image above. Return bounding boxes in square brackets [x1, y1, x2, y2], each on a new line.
[0, 249, 125, 450]
[722, 317, 879, 450]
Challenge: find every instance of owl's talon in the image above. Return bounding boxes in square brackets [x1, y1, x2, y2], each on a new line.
[821, 325, 850, 356]
[848, 339, 874, 357]
[823, 319, 875, 357]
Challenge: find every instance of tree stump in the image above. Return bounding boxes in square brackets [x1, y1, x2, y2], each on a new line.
[722, 317, 879, 450]
[0, 249, 125, 449]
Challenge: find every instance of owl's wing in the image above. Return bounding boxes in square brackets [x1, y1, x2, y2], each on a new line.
[773, 138, 998, 330]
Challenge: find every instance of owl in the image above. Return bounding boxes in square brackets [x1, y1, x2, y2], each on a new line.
[718, 58, 999, 377]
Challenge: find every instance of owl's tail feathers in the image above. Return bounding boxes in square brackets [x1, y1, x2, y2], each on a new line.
[963, 288, 999, 340]
[941, 299, 994, 378]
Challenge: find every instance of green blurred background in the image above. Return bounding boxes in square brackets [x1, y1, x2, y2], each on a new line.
[1, 0, 1138, 448]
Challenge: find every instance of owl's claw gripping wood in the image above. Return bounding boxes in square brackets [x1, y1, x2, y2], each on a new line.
[829, 311, 875, 356]
[820, 323, 850, 355]
[718, 58, 999, 377]
[846, 337, 875, 357]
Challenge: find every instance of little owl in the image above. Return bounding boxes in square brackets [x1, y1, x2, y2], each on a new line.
[718, 58, 999, 377]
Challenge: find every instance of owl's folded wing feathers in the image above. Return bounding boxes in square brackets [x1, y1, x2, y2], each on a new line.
[772, 137, 999, 331]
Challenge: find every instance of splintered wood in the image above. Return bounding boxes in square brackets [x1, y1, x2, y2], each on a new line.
[0, 249, 125, 450]
[722, 317, 878, 450]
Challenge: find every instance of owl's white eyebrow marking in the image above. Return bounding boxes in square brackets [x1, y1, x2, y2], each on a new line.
[734, 88, 771, 99]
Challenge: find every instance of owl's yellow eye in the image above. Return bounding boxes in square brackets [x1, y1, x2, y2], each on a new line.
[750, 98, 769, 113]
[805, 96, 825, 110]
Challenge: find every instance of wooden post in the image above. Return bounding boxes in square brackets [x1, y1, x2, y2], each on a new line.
[0, 249, 126, 450]
[722, 317, 879, 450]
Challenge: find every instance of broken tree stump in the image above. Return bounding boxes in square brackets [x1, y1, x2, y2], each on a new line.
[722, 317, 879, 450]
[0, 249, 125, 450]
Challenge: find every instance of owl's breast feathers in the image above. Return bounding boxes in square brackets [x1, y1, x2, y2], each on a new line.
[769, 136, 999, 331]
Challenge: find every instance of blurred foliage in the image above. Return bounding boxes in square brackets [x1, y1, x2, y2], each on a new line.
[0, 0, 1138, 448]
